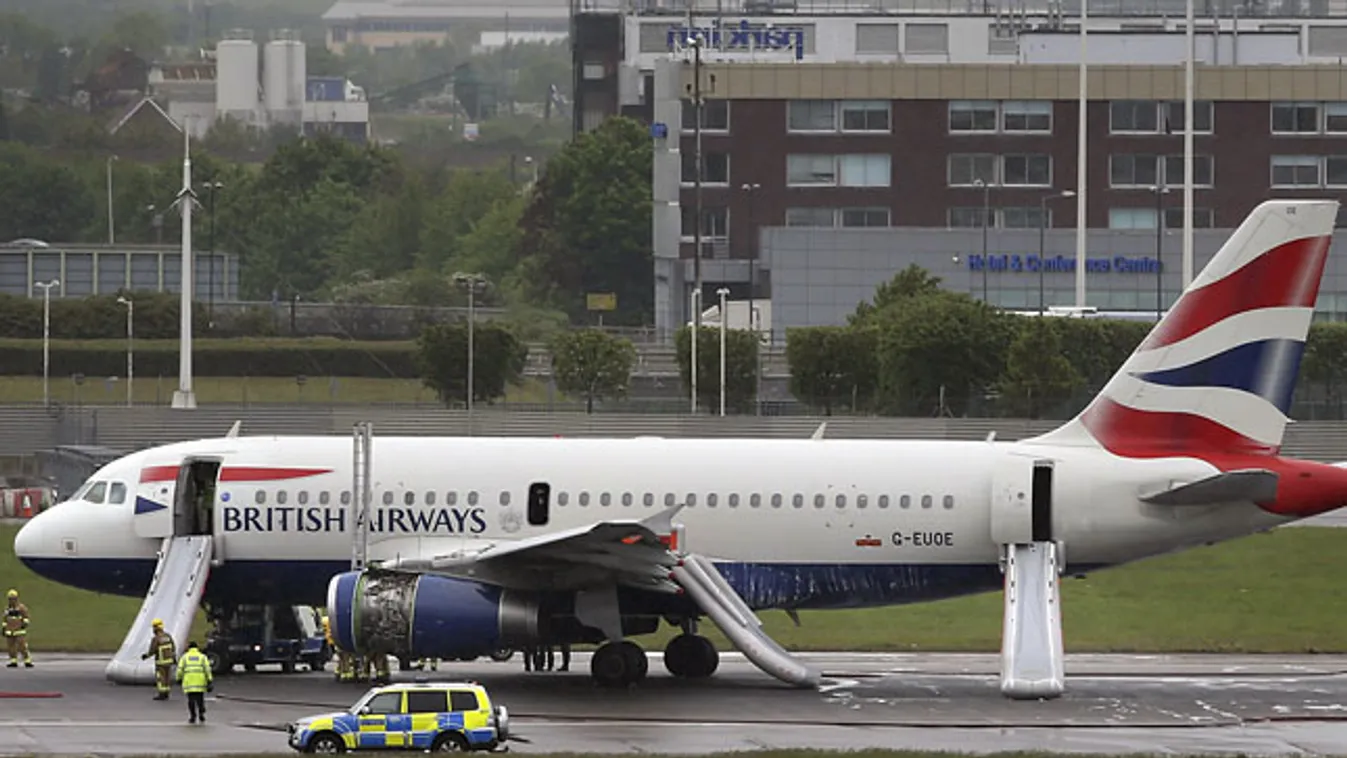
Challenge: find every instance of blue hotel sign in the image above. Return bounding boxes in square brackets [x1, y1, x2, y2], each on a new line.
[967, 254, 1161, 274]
[667, 20, 806, 61]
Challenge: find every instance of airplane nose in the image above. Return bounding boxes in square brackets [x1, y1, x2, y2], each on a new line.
[13, 511, 48, 564]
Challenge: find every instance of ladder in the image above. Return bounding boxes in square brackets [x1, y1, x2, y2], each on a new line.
[351, 422, 373, 570]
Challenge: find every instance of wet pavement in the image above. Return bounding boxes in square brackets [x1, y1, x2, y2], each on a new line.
[2, 652, 1347, 755]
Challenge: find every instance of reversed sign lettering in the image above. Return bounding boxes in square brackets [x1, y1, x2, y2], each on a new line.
[967, 254, 1161, 274]
[221, 506, 488, 535]
[667, 20, 805, 61]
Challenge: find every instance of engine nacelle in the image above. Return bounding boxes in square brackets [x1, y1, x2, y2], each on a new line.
[327, 570, 543, 660]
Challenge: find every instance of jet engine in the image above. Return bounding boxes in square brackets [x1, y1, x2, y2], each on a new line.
[326, 569, 544, 660]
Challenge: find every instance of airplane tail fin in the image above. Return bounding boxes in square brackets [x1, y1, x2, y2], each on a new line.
[1027, 200, 1339, 458]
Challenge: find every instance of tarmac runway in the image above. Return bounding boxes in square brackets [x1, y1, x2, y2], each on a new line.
[4, 653, 1347, 755]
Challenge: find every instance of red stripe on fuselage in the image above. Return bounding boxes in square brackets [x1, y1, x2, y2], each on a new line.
[1140, 235, 1330, 350]
[138, 466, 332, 483]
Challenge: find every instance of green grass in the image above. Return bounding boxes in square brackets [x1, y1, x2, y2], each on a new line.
[0, 376, 558, 405]
[7, 525, 1347, 654]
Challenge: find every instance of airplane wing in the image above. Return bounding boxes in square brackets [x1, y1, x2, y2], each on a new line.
[374, 505, 685, 594]
[1139, 469, 1279, 507]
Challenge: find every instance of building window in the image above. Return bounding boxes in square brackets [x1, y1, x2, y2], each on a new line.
[1327, 156, 1347, 187]
[1271, 155, 1321, 187]
[1001, 154, 1050, 186]
[785, 207, 836, 226]
[840, 100, 890, 132]
[1326, 103, 1347, 134]
[680, 205, 728, 239]
[1162, 155, 1214, 188]
[1109, 154, 1159, 188]
[1001, 207, 1049, 229]
[786, 154, 837, 185]
[787, 100, 836, 131]
[1109, 207, 1159, 230]
[840, 207, 890, 227]
[1110, 100, 1159, 133]
[1272, 102, 1320, 134]
[948, 207, 993, 228]
[1002, 101, 1051, 133]
[1162, 100, 1213, 133]
[682, 99, 729, 131]
[681, 151, 729, 185]
[948, 153, 996, 186]
[949, 100, 997, 132]
[1162, 208, 1214, 229]
[838, 155, 890, 187]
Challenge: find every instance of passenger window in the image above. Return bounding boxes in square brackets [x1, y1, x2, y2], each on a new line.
[403, 491, 415, 506]
[600, 492, 611, 506]
[298, 491, 309, 505]
[857, 494, 868, 509]
[405, 691, 446, 714]
[922, 495, 933, 509]
[446, 492, 458, 506]
[108, 482, 127, 505]
[813, 494, 825, 509]
[792, 494, 803, 509]
[622, 492, 633, 507]
[836, 494, 846, 509]
[707, 493, 717, 508]
[426, 491, 436, 505]
[277, 490, 288, 505]
[255, 490, 267, 505]
[557, 491, 569, 506]
[643, 493, 654, 507]
[686, 493, 697, 506]
[750, 493, 762, 508]
[527, 483, 550, 526]
[771, 494, 782, 508]
[468, 491, 479, 506]
[381, 491, 393, 506]
[86, 482, 107, 504]
[664, 493, 675, 507]
[943, 495, 954, 509]
[729, 494, 740, 508]
[900, 495, 911, 509]
[320, 491, 331, 505]
[450, 690, 480, 712]
[579, 492, 590, 506]
[879, 495, 890, 509]
[500, 491, 511, 506]
[364, 692, 402, 715]
[340, 491, 351, 506]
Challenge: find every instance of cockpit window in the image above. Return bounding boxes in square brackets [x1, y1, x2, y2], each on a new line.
[85, 482, 107, 504]
[71, 481, 93, 501]
[108, 482, 127, 505]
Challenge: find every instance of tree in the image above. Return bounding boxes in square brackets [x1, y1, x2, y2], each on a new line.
[674, 326, 759, 413]
[786, 326, 879, 415]
[1303, 322, 1347, 417]
[873, 292, 1016, 417]
[418, 167, 519, 272]
[416, 321, 527, 407]
[550, 329, 637, 413]
[849, 264, 944, 326]
[0, 142, 95, 241]
[998, 320, 1085, 419]
[515, 116, 653, 325]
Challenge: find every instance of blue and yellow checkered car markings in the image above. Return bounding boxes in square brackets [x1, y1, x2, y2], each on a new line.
[291, 685, 499, 752]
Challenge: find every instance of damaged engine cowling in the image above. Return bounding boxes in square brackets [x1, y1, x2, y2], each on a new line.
[327, 569, 544, 660]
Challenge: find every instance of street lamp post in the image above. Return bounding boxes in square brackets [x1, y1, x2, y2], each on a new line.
[689, 288, 701, 414]
[34, 279, 59, 407]
[117, 296, 133, 406]
[716, 287, 730, 417]
[690, 37, 705, 406]
[453, 272, 489, 421]
[974, 178, 990, 303]
[1154, 184, 1170, 323]
[106, 155, 118, 245]
[1037, 189, 1077, 315]
[204, 180, 223, 330]
[741, 181, 762, 415]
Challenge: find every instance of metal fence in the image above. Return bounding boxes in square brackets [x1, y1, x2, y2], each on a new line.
[9, 405, 1347, 462]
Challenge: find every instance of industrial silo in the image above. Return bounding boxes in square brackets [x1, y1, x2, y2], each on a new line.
[214, 30, 259, 122]
[263, 29, 306, 126]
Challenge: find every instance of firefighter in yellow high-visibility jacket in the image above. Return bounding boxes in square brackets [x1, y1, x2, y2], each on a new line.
[141, 619, 176, 700]
[4, 589, 32, 668]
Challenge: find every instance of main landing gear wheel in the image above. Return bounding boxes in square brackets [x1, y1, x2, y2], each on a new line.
[663, 634, 718, 679]
[590, 640, 648, 688]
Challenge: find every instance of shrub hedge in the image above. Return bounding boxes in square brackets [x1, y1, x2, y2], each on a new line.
[0, 339, 421, 379]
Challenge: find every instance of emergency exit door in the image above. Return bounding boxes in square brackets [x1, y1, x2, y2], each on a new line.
[174, 458, 221, 538]
[990, 453, 1054, 545]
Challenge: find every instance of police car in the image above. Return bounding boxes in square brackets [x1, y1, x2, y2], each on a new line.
[287, 681, 509, 753]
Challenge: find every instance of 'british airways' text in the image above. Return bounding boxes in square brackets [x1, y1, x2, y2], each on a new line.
[220, 506, 488, 534]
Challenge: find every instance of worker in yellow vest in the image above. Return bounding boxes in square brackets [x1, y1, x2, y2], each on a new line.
[175, 641, 213, 724]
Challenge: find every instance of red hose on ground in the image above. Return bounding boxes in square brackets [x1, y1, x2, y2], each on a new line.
[0, 692, 63, 698]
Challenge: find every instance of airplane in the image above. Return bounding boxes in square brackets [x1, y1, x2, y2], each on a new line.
[14, 199, 1347, 693]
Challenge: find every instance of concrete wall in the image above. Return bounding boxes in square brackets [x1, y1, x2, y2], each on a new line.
[9, 405, 1347, 462]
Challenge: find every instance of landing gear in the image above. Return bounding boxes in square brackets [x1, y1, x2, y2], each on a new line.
[590, 640, 648, 688]
[663, 634, 718, 679]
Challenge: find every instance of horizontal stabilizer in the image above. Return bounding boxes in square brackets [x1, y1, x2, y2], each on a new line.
[1139, 469, 1279, 506]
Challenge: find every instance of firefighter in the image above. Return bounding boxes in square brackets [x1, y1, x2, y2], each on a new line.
[175, 641, 213, 724]
[3, 589, 32, 668]
[323, 615, 352, 682]
[141, 619, 177, 700]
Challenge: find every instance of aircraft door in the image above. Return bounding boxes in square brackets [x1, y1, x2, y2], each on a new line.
[990, 452, 1054, 545]
[132, 458, 221, 539]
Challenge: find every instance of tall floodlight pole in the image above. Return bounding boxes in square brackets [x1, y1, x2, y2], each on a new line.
[974, 178, 990, 302]
[453, 272, 489, 425]
[1074, 0, 1089, 308]
[1038, 190, 1076, 315]
[34, 279, 59, 407]
[691, 37, 704, 406]
[106, 155, 118, 244]
[689, 288, 700, 414]
[716, 287, 729, 417]
[741, 181, 762, 415]
[117, 296, 133, 406]
[171, 123, 197, 410]
[1155, 184, 1169, 323]
[204, 180, 223, 330]
[1182, 0, 1195, 288]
